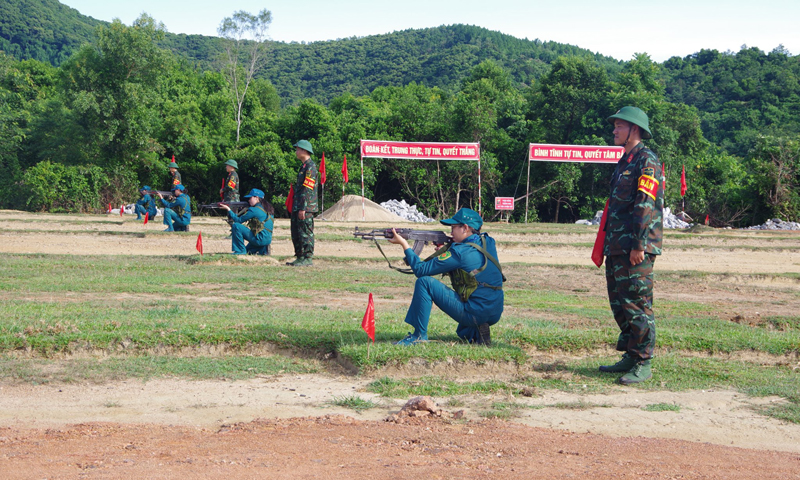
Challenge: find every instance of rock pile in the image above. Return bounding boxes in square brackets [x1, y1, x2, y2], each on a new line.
[744, 218, 800, 231]
[379, 199, 435, 223]
[575, 207, 692, 229]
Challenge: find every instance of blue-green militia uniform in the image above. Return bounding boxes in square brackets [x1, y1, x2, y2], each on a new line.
[161, 192, 191, 232]
[135, 193, 157, 220]
[291, 158, 319, 259]
[603, 142, 664, 360]
[228, 205, 273, 255]
[403, 233, 504, 342]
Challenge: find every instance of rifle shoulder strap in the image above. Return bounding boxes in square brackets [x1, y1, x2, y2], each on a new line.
[465, 235, 506, 283]
[374, 240, 413, 274]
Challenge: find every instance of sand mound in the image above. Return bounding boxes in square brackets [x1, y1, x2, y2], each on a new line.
[318, 195, 407, 222]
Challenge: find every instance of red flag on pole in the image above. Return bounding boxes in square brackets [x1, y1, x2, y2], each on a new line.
[591, 199, 609, 268]
[362, 293, 375, 342]
[196, 232, 203, 255]
[342, 155, 349, 183]
[120, 205, 124, 217]
[107, 203, 112, 213]
[320, 153, 327, 185]
[661, 164, 666, 190]
[705, 214, 709, 225]
[680, 165, 687, 196]
[285, 185, 294, 213]
[171, 154, 175, 163]
[143, 212, 149, 225]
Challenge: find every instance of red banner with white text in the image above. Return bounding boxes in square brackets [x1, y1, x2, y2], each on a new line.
[529, 144, 623, 164]
[361, 140, 480, 161]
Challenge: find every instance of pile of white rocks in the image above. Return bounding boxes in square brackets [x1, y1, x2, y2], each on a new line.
[575, 207, 692, 229]
[744, 218, 800, 231]
[380, 199, 435, 223]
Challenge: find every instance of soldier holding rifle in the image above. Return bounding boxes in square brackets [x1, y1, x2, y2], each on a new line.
[219, 188, 274, 255]
[134, 186, 157, 221]
[386, 208, 504, 346]
[157, 184, 191, 232]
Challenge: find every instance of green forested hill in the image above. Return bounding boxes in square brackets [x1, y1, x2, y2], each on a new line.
[1, 0, 620, 104]
[0, 0, 103, 65]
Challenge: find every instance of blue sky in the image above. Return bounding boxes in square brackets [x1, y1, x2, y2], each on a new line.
[59, 0, 799, 62]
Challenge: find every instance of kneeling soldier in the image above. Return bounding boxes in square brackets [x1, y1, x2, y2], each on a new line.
[157, 184, 191, 232]
[221, 188, 274, 255]
[387, 208, 505, 346]
[134, 186, 157, 221]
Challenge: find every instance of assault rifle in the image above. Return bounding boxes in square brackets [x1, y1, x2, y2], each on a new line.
[353, 227, 452, 273]
[142, 190, 174, 198]
[199, 201, 249, 211]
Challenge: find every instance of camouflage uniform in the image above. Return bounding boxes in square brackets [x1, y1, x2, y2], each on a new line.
[291, 158, 319, 259]
[171, 171, 182, 189]
[223, 170, 240, 202]
[603, 142, 664, 360]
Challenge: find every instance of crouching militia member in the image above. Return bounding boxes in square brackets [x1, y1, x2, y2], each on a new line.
[600, 106, 664, 385]
[220, 188, 274, 255]
[388, 208, 504, 346]
[134, 186, 157, 221]
[157, 184, 191, 232]
[286, 140, 319, 267]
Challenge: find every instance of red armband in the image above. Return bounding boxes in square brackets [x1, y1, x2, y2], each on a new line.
[637, 175, 659, 200]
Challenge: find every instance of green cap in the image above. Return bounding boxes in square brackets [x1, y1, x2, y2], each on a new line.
[169, 162, 179, 169]
[224, 159, 238, 169]
[440, 207, 483, 230]
[607, 106, 652, 139]
[293, 140, 314, 155]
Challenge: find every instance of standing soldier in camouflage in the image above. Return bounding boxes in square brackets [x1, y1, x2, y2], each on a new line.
[286, 140, 319, 267]
[599, 106, 664, 385]
[220, 159, 240, 202]
[220, 159, 240, 236]
[168, 160, 182, 189]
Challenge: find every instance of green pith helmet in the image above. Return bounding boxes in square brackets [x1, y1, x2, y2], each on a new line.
[224, 159, 238, 169]
[169, 162, 179, 169]
[293, 139, 314, 155]
[607, 106, 652, 139]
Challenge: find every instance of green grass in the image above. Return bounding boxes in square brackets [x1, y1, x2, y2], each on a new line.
[643, 403, 681, 412]
[329, 395, 377, 412]
[0, 252, 798, 423]
[0, 355, 319, 384]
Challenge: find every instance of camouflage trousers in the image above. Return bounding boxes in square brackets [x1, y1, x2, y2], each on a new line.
[605, 253, 656, 360]
[290, 211, 315, 258]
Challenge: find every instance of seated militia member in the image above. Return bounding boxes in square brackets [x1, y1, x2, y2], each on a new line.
[157, 184, 191, 232]
[134, 186, 157, 221]
[387, 208, 504, 346]
[220, 188, 274, 255]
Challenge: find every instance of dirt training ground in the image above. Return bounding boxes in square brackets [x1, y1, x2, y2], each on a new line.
[0, 210, 799, 478]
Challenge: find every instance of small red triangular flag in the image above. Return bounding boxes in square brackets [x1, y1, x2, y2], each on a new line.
[196, 232, 203, 255]
[320, 153, 327, 185]
[705, 214, 709, 226]
[661, 164, 666, 191]
[107, 203, 112, 213]
[362, 293, 375, 342]
[342, 155, 349, 184]
[285, 185, 294, 213]
[171, 154, 175, 163]
[143, 212, 149, 225]
[120, 205, 124, 217]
